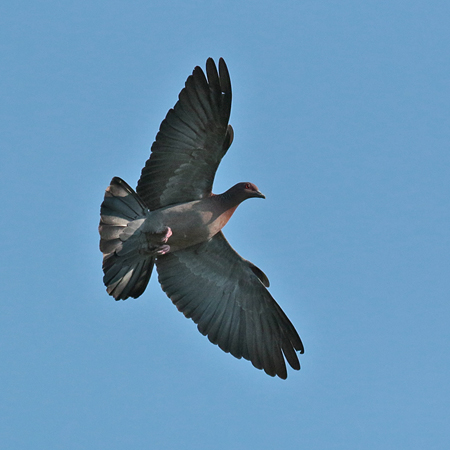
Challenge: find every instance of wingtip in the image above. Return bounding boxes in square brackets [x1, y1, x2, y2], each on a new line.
[205, 57, 226, 64]
[218, 57, 229, 76]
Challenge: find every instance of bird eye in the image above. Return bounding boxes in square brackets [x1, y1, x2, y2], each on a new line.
[245, 183, 251, 189]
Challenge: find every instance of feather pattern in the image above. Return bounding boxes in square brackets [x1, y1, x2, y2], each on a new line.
[156, 232, 304, 379]
[136, 58, 232, 210]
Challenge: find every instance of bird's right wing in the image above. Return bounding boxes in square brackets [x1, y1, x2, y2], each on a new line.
[156, 232, 304, 379]
[137, 58, 233, 210]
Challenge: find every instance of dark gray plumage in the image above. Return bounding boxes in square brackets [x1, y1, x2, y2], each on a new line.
[99, 58, 304, 378]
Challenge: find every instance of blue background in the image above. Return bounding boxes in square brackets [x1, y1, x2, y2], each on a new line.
[2, 1, 449, 448]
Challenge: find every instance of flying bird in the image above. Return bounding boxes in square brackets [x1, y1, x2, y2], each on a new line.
[99, 58, 304, 379]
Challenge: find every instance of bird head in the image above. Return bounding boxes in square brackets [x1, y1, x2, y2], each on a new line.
[228, 182, 265, 202]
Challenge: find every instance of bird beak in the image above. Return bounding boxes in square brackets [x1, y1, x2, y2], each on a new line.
[255, 190, 265, 199]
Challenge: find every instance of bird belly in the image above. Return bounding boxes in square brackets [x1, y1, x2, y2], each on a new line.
[145, 200, 236, 252]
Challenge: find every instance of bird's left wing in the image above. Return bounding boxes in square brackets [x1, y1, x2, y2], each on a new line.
[137, 58, 233, 210]
[156, 232, 304, 379]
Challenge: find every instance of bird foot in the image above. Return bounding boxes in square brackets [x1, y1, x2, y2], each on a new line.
[161, 226, 172, 243]
[155, 244, 170, 255]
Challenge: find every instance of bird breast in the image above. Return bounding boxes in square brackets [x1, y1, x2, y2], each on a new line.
[146, 198, 238, 252]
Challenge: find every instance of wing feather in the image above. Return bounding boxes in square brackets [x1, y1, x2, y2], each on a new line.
[137, 58, 232, 210]
[156, 232, 303, 379]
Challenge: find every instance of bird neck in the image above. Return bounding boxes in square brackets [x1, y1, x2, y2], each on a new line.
[214, 189, 245, 210]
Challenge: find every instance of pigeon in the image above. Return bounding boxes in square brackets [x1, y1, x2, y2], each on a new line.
[99, 58, 304, 379]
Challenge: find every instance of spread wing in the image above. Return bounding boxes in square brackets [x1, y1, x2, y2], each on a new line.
[137, 58, 233, 210]
[156, 232, 304, 379]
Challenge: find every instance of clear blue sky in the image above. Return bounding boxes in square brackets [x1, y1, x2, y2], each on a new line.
[2, 1, 449, 449]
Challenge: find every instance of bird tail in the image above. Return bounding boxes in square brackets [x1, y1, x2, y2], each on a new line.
[99, 177, 154, 300]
